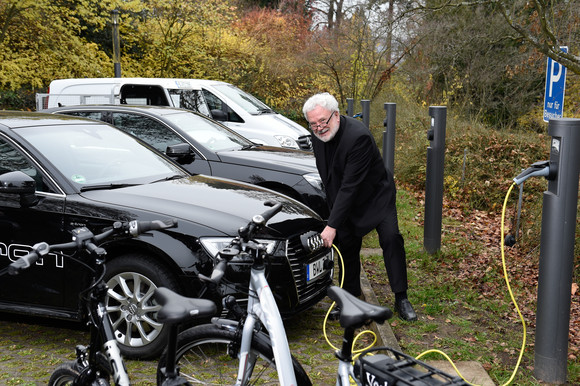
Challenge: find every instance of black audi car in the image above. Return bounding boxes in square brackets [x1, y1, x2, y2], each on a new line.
[0, 111, 333, 359]
[46, 105, 328, 219]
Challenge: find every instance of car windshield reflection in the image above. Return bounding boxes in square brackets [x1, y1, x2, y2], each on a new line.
[164, 111, 250, 151]
[16, 124, 185, 187]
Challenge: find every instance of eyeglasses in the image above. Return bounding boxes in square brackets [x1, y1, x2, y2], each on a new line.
[309, 112, 335, 130]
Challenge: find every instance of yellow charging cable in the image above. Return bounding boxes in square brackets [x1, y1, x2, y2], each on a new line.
[414, 182, 527, 386]
[322, 244, 379, 358]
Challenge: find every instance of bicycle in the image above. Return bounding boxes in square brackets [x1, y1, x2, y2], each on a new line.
[5, 218, 219, 386]
[155, 201, 467, 385]
[156, 200, 319, 385]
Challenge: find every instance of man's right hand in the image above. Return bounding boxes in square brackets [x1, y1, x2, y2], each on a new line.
[321, 225, 336, 248]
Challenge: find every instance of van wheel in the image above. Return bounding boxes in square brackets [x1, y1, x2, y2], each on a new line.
[104, 252, 180, 359]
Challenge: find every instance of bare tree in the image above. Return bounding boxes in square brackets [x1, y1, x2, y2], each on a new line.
[493, 0, 579, 75]
[419, 0, 580, 75]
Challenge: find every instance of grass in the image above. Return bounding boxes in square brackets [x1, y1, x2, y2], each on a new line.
[361, 187, 579, 385]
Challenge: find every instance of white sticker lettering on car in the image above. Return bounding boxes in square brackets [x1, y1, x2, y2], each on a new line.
[0, 242, 64, 268]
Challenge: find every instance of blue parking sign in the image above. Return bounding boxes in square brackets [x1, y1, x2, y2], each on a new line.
[543, 46, 568, 122]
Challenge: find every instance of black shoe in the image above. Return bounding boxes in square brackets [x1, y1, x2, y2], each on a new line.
[395, 299, 417, 321]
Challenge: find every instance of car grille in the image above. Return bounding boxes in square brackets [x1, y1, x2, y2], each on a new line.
[286, 233, 333, 305]
[297, 135, 313, 151]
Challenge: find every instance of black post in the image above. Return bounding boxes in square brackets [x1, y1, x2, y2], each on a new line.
[346, 98, 354, 117]
[112, 10, 121, 78]
[361, 100, 371, 128]
[382, 103, 396, 175]
[423, 106, 446, 254]
[534, 118, 580, 383]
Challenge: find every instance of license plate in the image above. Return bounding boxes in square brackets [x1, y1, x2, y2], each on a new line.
[307, 257, 326, 282]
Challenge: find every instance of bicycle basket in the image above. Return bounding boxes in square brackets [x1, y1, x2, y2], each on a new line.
[355, 347, 468, 386]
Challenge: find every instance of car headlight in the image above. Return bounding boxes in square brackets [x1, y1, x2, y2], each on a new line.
[274, 135, 299, 149]
[303, 173, 324, 191]
[200, 237, 280, 258]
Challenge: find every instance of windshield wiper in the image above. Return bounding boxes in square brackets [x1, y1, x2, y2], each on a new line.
[151, 175, 186, 183]
[80, 183, 139, 192]
[241, 144, 261, 150]
[256, 108, 274, 115]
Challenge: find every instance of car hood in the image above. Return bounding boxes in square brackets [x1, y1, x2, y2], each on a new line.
[217, 146, 317, 175]
[80, 175, 321, 237]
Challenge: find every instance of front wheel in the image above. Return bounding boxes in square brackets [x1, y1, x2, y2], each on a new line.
[157, 323, 312, 385]
[48, 361, 110, 386]
[105, 252, 181, 359]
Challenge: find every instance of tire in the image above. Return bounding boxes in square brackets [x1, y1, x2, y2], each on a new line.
[105, 252, 180, 359]
[157, 323, 312, 386]
[48, 362, 80, 386]
[48, 361, 110, 386]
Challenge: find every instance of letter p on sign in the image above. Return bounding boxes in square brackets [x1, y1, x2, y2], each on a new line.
[543, 46, 568, 122]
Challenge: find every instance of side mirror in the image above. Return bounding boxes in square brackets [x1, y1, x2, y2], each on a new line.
[0, 171, 38, 207]
[0, 171, 36, 194]
[210, 109, 228, 122]
[166, 143, 195, 164]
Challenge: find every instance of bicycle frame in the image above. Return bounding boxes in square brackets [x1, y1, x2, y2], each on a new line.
[77, 260, 131, 386]
[235, 262, 298, 385]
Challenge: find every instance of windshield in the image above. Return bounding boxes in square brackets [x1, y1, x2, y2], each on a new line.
[211, 84, 274, 115]
[16, 124, 185, 187]
[164, 111, 252, 151]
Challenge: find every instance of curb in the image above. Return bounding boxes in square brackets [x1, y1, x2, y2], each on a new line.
[359, 264, 401, 351]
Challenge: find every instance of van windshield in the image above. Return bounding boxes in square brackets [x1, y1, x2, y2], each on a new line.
[211, 84, 274, 115]
[167, 89, 210, 116]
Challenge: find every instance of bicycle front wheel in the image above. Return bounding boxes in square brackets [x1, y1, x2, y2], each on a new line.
[48, 361, 110, 386]
[157, 323, 311, 385]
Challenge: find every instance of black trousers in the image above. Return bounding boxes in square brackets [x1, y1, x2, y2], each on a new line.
[335, 211, 408, 297]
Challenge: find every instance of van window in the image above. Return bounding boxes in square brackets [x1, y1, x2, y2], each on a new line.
[120, 85, 169, 106]
[202, 90, 243, 123]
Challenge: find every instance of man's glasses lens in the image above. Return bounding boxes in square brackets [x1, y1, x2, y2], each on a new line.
[310, 113, 334, 129]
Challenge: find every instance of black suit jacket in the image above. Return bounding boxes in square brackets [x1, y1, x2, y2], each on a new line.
[312, 115, 395, 237]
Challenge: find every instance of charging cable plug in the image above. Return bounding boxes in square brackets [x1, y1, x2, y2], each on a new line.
[513, 160, 550, 186]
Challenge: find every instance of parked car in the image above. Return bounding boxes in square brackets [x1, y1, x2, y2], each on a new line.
[0, 111, 333, 359]
[46, 104, 328, 219]
[37, 77, 313, 150]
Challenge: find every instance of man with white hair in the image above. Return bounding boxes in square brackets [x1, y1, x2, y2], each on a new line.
[303, 92, 417, 321]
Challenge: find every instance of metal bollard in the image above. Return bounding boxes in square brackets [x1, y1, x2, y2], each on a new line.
[534, 118, 580, 384]
[423, 106, 447, 255]
[346, 98, 354, 118]
[382, 103, 396, 175]
[361, 100, 371, 129]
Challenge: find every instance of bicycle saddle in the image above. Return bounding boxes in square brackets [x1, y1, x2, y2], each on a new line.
[326, 286, 393, 329]
[154, 287, 217, 324]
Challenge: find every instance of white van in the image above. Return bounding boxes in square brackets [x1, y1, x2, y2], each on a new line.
[37, 78, 312, 151]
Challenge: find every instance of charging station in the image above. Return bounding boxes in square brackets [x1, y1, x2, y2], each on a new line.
[533, 118, 580, 383]
[424, 106, 447, 255]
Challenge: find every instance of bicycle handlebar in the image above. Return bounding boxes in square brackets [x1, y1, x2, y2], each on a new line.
[199, 201, 283, 285]
[238, 201, 282, 241]
[8, 219, 177, 276]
